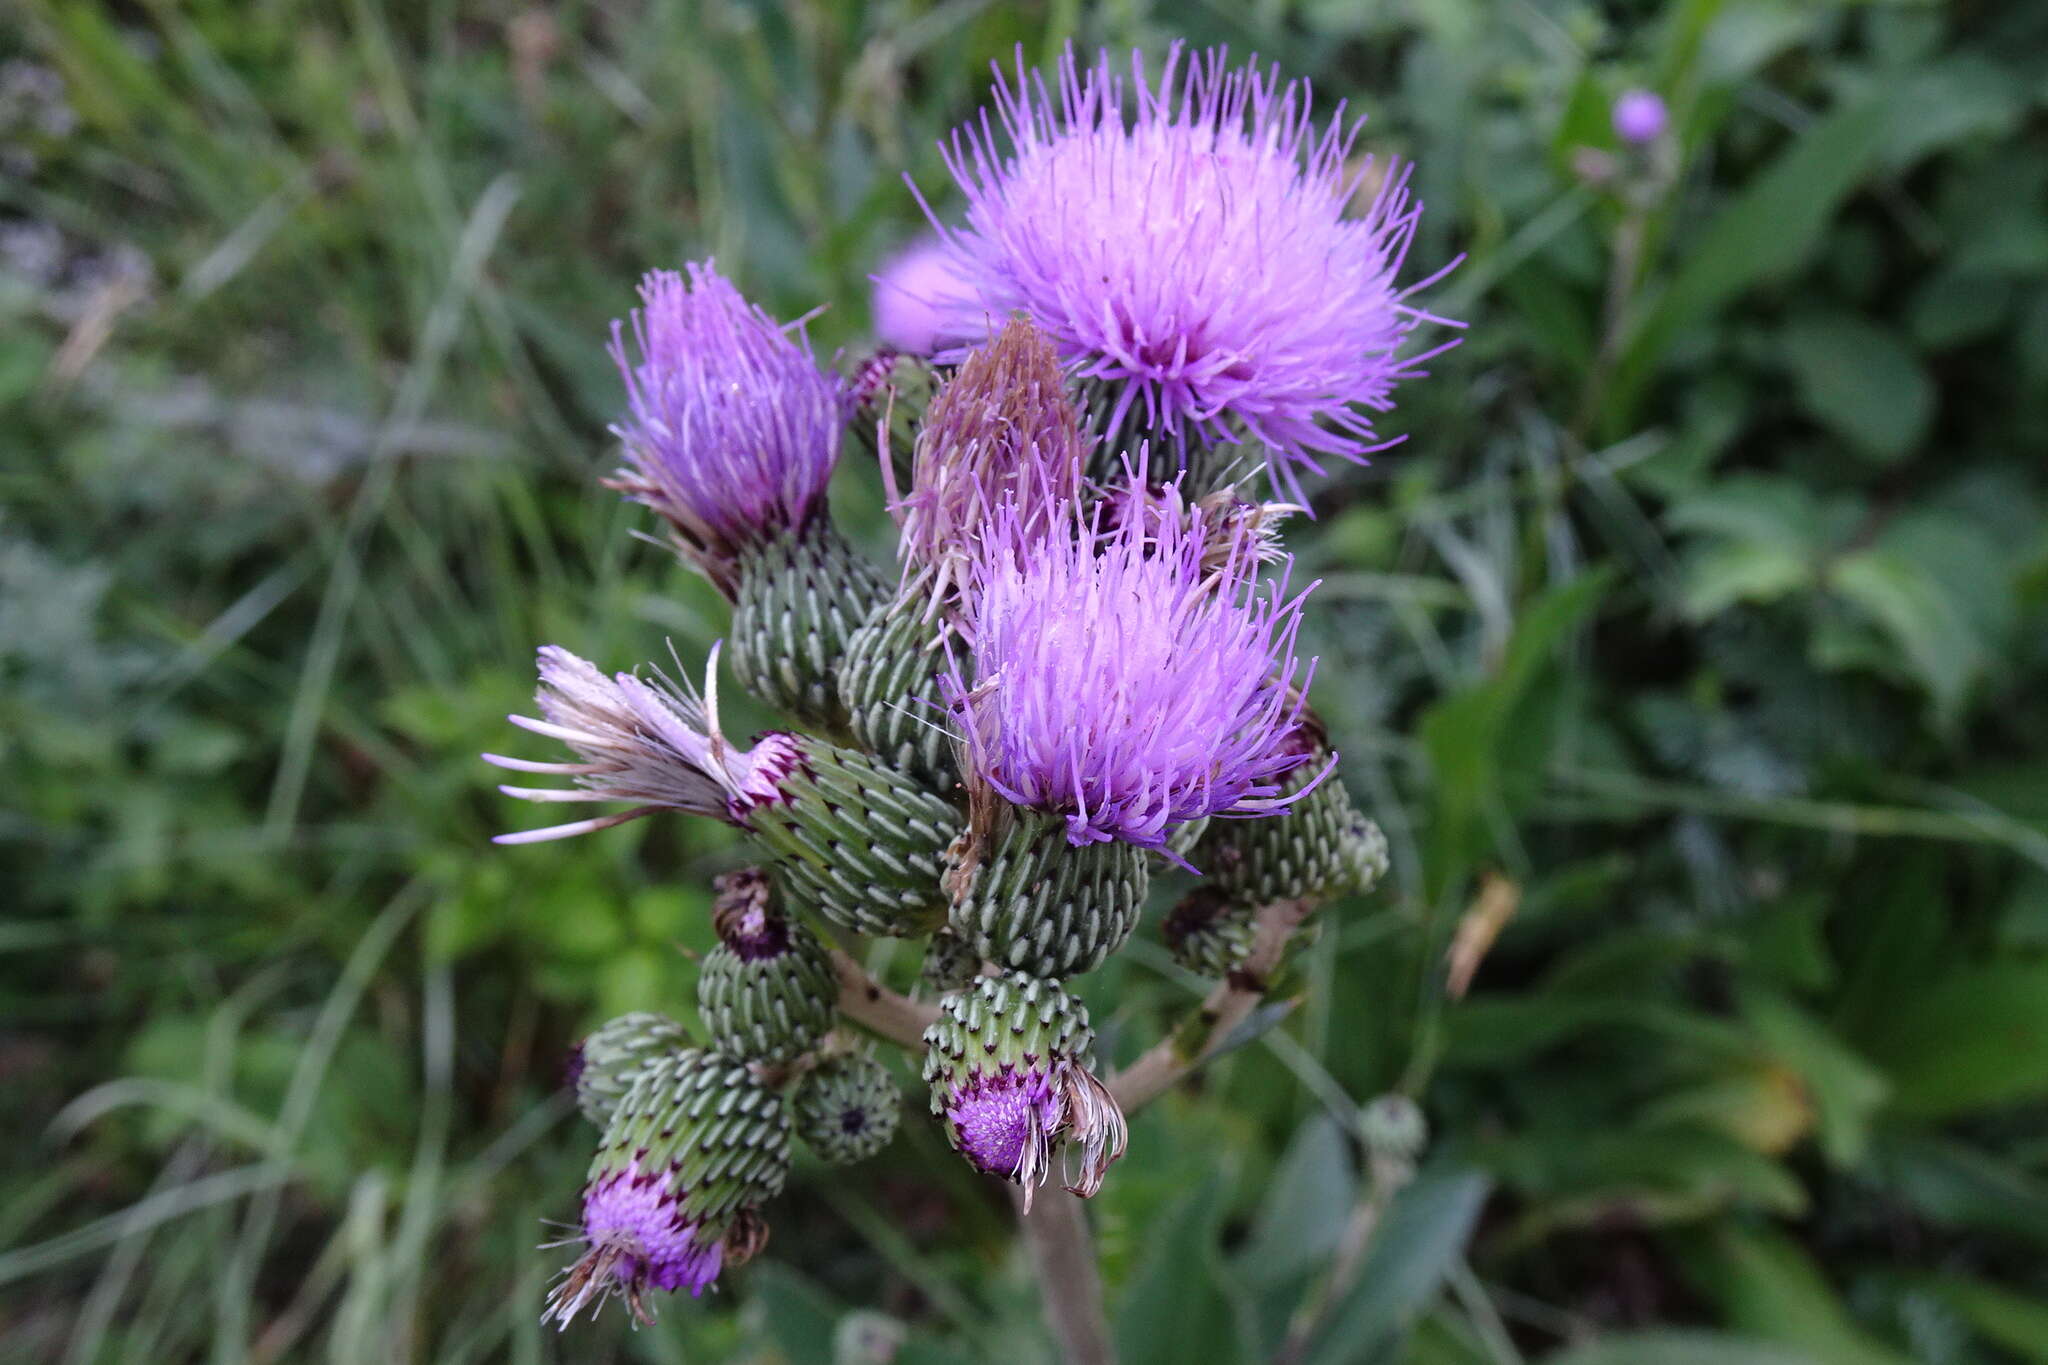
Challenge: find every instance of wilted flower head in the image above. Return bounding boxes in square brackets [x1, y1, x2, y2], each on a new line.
[919, 44, 1457, 502]
[922, 972, 1125, 1206]
[887, 315, 1088, 607]
[547, 1050, 785, 1327]
[485, 643, 801, 844]
[545, 1162, 730, 1326]
[944, 477, 1325, 854]
[606, 262, 846, 596]
[1611, 88, 1668, 145]
[871, 237, 983, 355]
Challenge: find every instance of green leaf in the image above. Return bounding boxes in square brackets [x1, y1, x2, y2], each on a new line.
[1780, 313, 1935, 464]
[1737, 987, 1887, 1166]
[1544, 1330, 1821, 1365]
[1673, 1225, 1916, 1365]
[1908, 1274, 2048, 1362]
[1679, 541, 1813, 620]
[1873, 1132, 2048, 1248]
[1856, 964, 2048, 1117]
[1828, 548, 1985, 728]
[1302, 1170, 1490, 1365]
[1237, 1114, 1357, 1288]
[1117, 1175, 1242, 1365]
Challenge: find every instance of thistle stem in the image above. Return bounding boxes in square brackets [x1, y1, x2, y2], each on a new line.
[1109, 896, 1318, 1112]
[1015, 1187, 1116, 1365]
[829, 949, 938, 1048]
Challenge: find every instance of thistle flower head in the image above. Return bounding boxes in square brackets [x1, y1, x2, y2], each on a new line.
[606, 262, 845, 596]
[922, 972, 1125, 1205]
[944, 478, 1326, 855]
[871, 237, 982, 356]
[485, 643, 802, 844]
[919, 44, 1458, 502]
[888, 315, 1088, 608]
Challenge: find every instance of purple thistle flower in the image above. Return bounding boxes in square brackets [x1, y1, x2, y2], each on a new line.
[886, 315, 1089, 609]
[871, 236, 983, 356]
[605, 262, 846, 597]
[484, 643, 801, 844]
[543, 1162, 729, 1327]
[915, 44, 1460, 503]
[944, 476, 1326, 854]
[1612, 89, 1669, 146]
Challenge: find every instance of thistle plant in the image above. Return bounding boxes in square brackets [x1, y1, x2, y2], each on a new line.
[487, 40, 1449, 1348]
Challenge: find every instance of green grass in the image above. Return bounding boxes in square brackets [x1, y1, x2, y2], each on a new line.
[6, 1, 2048, 1362]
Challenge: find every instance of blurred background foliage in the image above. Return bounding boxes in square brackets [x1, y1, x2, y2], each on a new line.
[4, 0, 2047, 1361]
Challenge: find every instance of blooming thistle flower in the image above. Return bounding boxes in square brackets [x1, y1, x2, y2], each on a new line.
[943, 478, 1328, 858]
[1611, 88, 1669, 146]
[489, 644, 961, 937]
[546, 1050, 788, 1327]
[605, 262, 845, 599]
[921, 971, 1125, 1205]
[870, 237, 983, 356]
[916, 44, 1459, 503]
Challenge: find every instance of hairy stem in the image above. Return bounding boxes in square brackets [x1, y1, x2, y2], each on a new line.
[1016, 1188, 1116, 1365]
[1109, 897, 1318, 1112]
[829, 949, 937, 1049]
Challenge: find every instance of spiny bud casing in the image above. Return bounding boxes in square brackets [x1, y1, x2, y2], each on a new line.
[793, 1054, 901, 1165]
[572, 1012, 694, 1128]
[728, 522, 889, 736]
[1161, 886, 1259, 979]
[743, 738, 962, 938]
[944, 814, 1148, 978]
[696, 871, 837, 1065]
[1194, 753, 1389, 905]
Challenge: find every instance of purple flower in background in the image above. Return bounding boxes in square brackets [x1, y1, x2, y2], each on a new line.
[944, 477, 1325, 853]
[1612, 88, 1668, 145]
[871, 237, 983, 355]
[544, 1163, 729, 1326]
[485, 644, 801, 844]
[606, 262, 845, 597]
[917, 44, 1458, 502]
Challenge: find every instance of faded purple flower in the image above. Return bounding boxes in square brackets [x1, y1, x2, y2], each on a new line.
[484, 643, 801, 844]
[1612, 89, 1668, 146]
[544, 1163, 727, 1326]
[886, 315, 1089, 608]
[946, 1064, 1124, 1204]
[917, 44, 1458, 502]
[871, 237, 983, 355]
[605, 262, 845, 597]
[944, 478, 1326, 854]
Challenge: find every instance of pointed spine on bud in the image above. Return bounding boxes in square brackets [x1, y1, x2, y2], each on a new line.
[545, 1049, 790, 1327]
[695, 869, 838, 1065]
[1161, 886, 1260, 979]
[792, 1054, 901, 1165]
[921, 971, 1126, 1206]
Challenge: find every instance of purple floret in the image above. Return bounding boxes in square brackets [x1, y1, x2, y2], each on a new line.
[545, 1163, 727, 1327]
[917, 44, 1459, 502]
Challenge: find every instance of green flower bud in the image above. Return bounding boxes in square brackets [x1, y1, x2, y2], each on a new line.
[572, 1012, 694, 1129]
[695, 869, 837, 1065]
[729, 522, 889, 736]
[945, 814, 1148, 978]
[793, 1054, 901, 1165]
